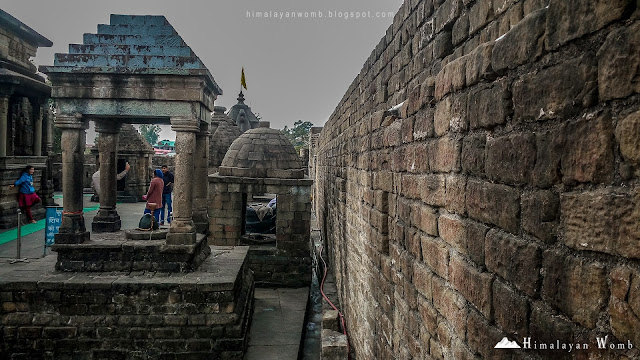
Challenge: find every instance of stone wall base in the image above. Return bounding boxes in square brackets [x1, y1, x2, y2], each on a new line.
[52, 232, 211, 272]
[0, 246, 254, 359]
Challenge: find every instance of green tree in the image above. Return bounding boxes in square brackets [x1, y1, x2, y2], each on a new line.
[139, 124, 161, 145]
[282, 120, 313, 153]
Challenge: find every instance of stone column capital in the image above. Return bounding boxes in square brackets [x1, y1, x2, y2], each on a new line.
[94, 120, 122, 134]
[197, 122, 211, 138]
[171, 117, 200, 132]
[55, 114, 89, 130]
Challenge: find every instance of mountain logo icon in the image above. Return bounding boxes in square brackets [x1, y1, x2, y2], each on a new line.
[495, 337, 521, 349]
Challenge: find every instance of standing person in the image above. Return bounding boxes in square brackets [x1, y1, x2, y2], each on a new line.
[9, 165, 41, 224]
[92, 161, 130, 200]
[160, 165, 174, 225]
[142, 169, 164, 223]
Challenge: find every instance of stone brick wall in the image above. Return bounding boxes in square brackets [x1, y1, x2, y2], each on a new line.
[0, 247, 254, 359]
[312, 0, 640, 358]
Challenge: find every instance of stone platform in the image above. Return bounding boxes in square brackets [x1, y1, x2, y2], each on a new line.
[51, 231, 210, 272]
[0, 246, 254, 359]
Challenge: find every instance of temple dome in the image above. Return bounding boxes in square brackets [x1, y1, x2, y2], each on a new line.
[219, 122, 303, 179]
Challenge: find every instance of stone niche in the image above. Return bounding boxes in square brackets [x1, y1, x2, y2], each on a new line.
[209, 122, 313, 287]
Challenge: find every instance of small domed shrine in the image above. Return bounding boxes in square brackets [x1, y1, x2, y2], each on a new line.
[209, 121, 312, 286]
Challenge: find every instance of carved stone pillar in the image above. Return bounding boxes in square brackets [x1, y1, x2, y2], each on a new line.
[192, 123, 210, 233]
[40, 103, 56, 206]
[0, 95, 9, 157]
[54, 115, 89, 244]
[32, 99, 44, 156]
[92, 121, 122, 232]
[167, 117, 198, 245]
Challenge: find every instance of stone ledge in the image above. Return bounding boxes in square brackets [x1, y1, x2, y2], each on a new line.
[51, 233, 213, 272]
[0, 246, 254, 359]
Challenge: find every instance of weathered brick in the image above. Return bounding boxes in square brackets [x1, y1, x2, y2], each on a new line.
[532, 124, 564, 188]
[466, 220, 488, 266]
[421, 234, 449, 279]
[469, 0, 494, 35]
[434, 31, 453, 59]
[466, 310, 507, 360]
[616, 109, 640, 166]
[465, 42, 495, 87]
[521, 190, 558, 243]
[435, 56, 466, 100]
[609, 266, 640, 348]
[449, 253, 493, 318]
[452, 13, 469, 45]
[561, 187, 640, 259]
[492, 280, 528, 337]
[512, 55, 597, 122]
[523, 0, 547, 15]
[438, 214, 466, 253]
[542, 250, 608, 329]
[466, 180, 520, 233]
[427, 136, 461, 172]
[413, 108, 435, 141]
[598, 21, 640, 101]
[485, 132, 536, 185]
[434, 0, 463, 33]
[444, 174, 465, 214]
[491, 8, 546, 72]
[467, 80, 511, 129]
[461, 133, 486, 176]
[545, 0, 634, 50]
[561, 112, 615, 185]
[485, 230, 541, 297]
[431, 276, 468, 336]
[434, 93, 467, 136]
[413, 262, 433, 300]
[493, 0, 518, 15]
[529, 303, 578, 346]
[419, 174, 446, 207]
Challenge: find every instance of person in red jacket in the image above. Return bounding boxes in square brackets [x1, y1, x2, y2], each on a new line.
[142, 169, 164, 223]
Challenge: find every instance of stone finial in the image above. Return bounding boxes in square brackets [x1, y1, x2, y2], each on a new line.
[237, 91, 246, 104]
[214, 106, 227, 114]
[259, 121, 270, 128]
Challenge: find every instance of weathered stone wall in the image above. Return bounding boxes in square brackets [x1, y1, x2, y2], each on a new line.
[0, 247, 255, 359]
[313, 0, 640, 358]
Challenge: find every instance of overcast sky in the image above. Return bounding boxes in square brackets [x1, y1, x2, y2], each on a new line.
[3, 0, 402, 142]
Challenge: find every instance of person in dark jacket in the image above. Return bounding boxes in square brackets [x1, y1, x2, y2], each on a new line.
[9, 165, 41, 224]
[160, 165, 174, 225]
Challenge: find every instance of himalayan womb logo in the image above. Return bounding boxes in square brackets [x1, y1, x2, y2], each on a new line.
[495, 337, 521, 349]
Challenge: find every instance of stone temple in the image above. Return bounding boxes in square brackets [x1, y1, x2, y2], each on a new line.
[1, 14, 256, 359]
[0, 9, 56, 228]
[3, 1, 640, 359]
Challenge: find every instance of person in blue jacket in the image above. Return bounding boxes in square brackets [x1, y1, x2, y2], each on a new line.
[9, 165, 41, 224]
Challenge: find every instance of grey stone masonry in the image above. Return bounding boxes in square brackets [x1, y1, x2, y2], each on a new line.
[0, 246, 254, 359]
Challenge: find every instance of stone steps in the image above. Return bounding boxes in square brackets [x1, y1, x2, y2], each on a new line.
[68, 44, 193, 57]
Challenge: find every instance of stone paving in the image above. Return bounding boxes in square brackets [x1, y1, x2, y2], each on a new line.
[0, 194, 149, 260]
[245, 287, 309, 360]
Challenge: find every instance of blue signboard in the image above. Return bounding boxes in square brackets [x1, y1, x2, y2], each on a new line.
[45, 206, 63, 247]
